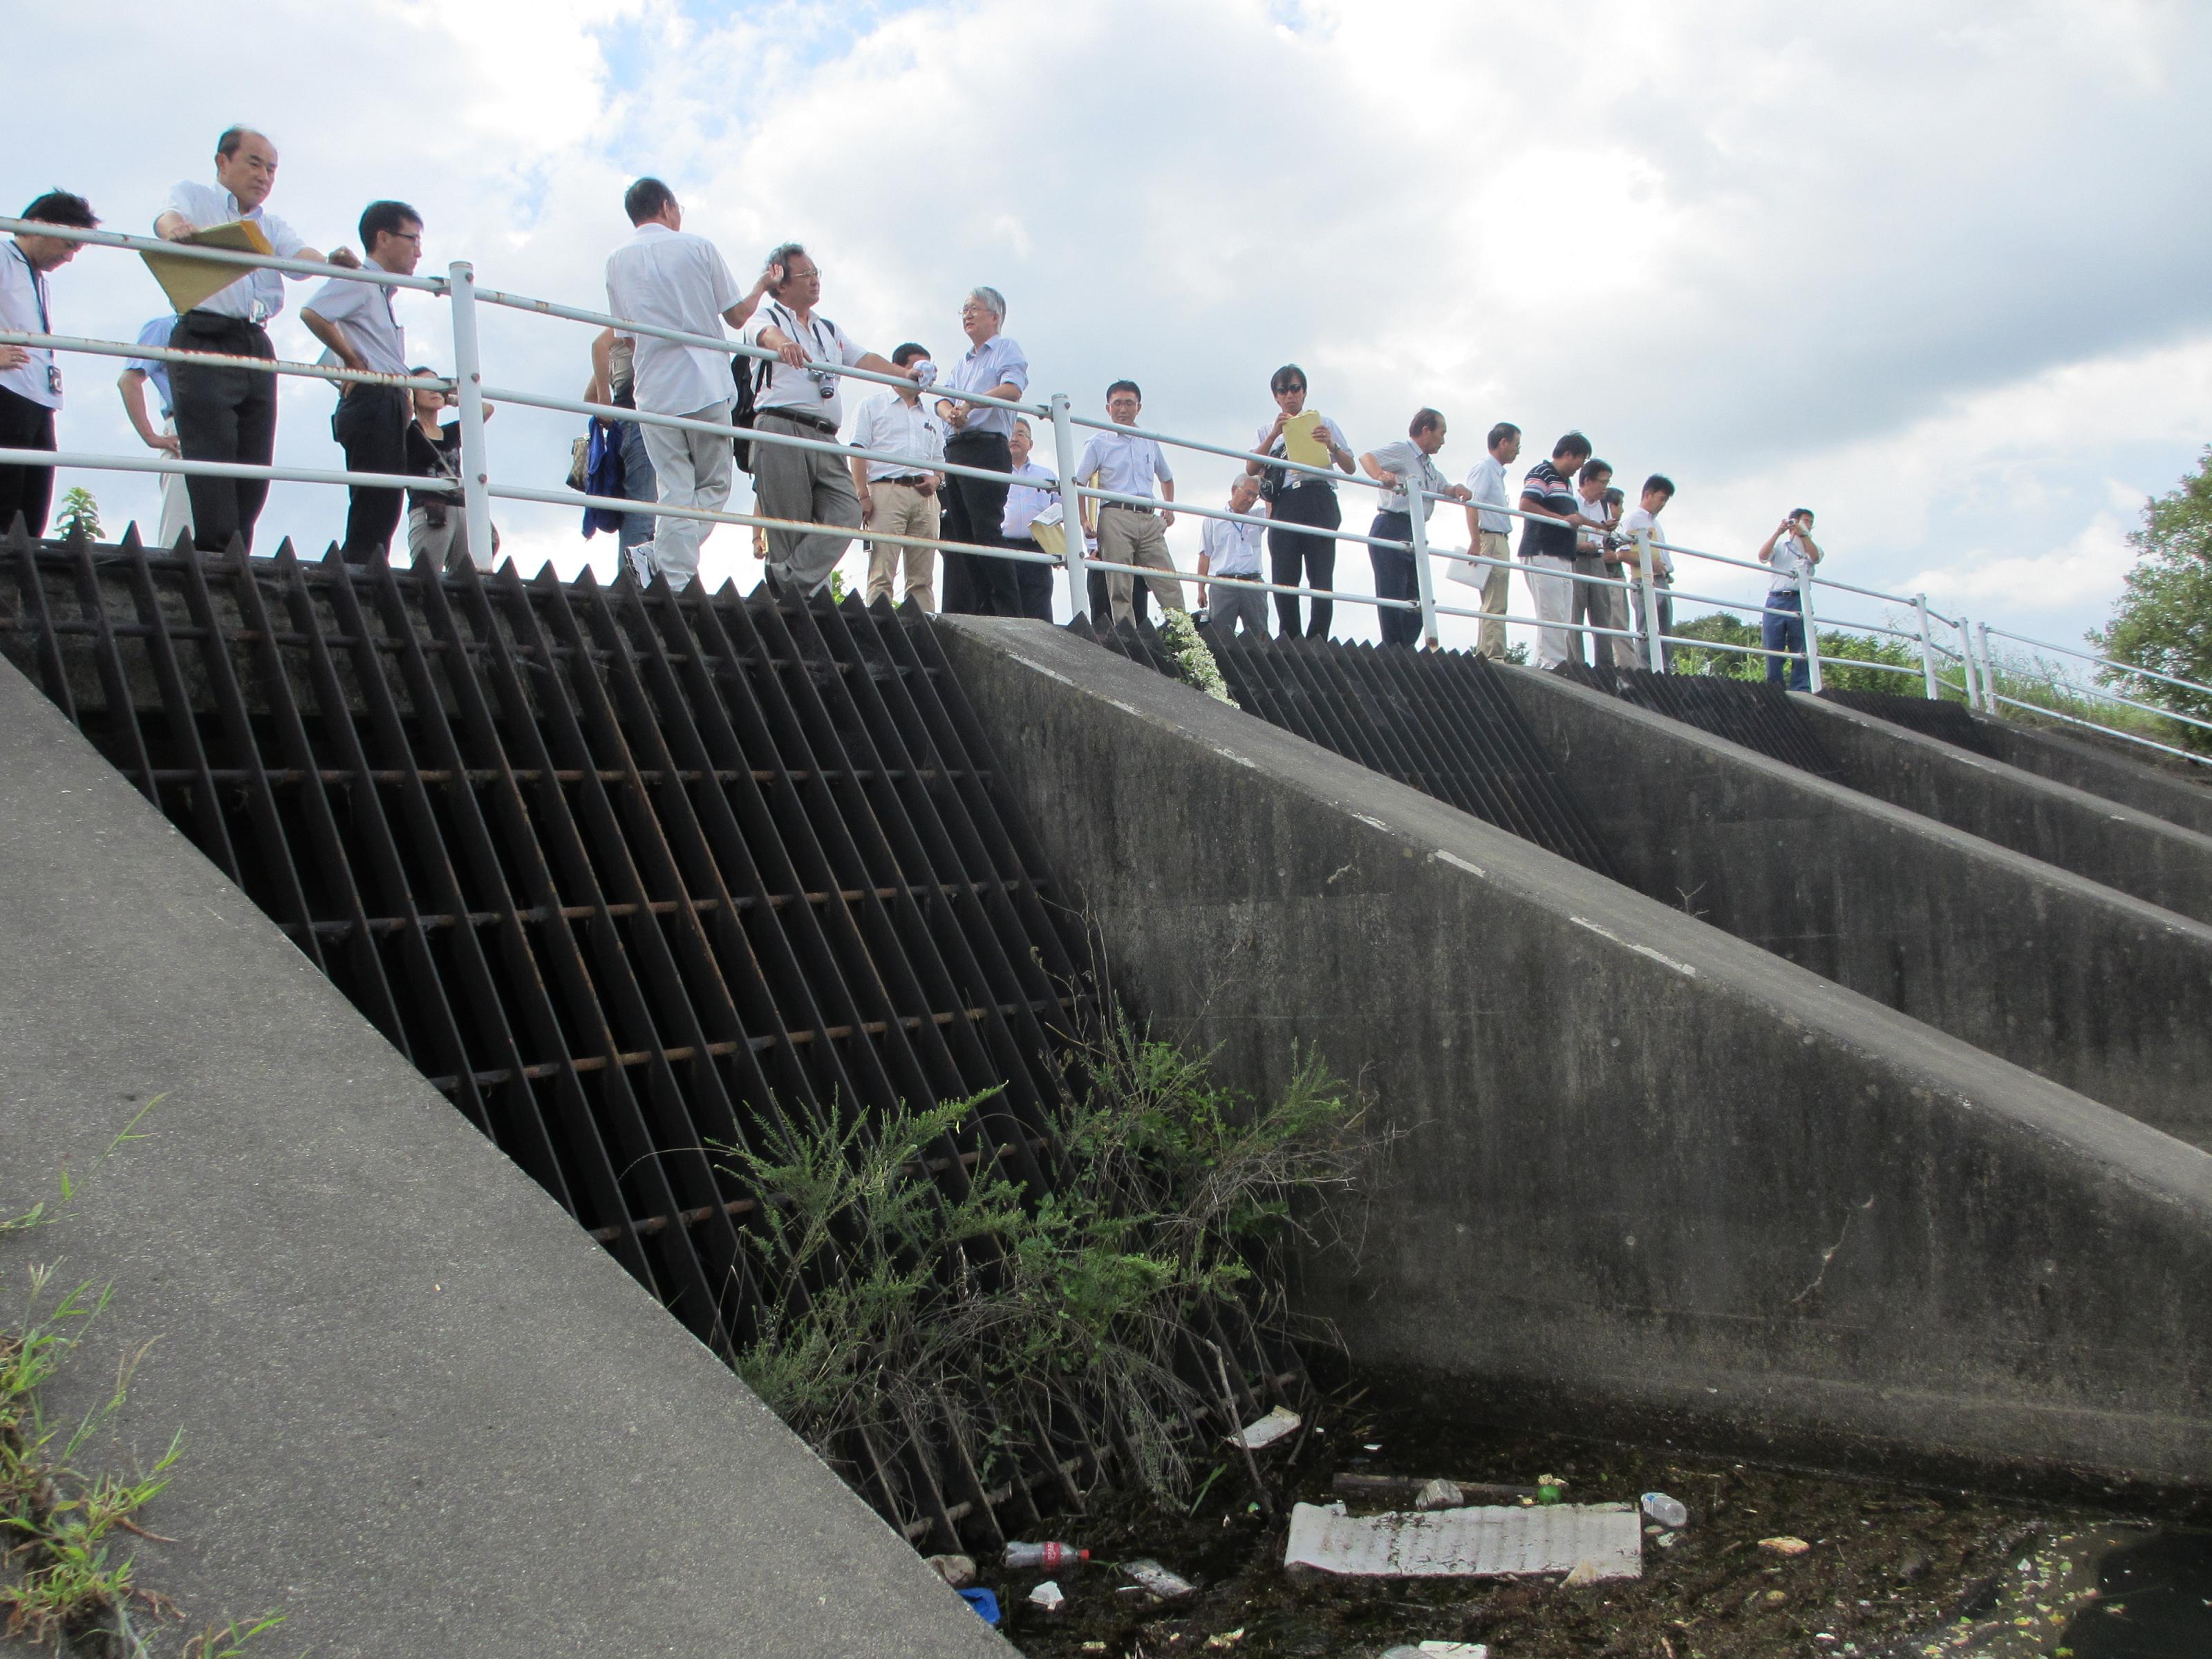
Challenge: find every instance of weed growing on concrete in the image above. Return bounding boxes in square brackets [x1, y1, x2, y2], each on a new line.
[1156, 610, 1237, 706]
[724, 1020, 1371, 1510]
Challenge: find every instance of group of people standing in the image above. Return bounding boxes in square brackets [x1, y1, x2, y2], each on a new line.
[0, 144, 1833, 686]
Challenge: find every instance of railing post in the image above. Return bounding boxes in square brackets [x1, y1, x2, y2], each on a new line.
[1976, 620, 1998, 714]
[446, 261, 496, 568]
[1956, 615, 1981, 709]
[1637, 529, 1662, 671]
[1047, 392, 1089, 620]
[1799, 568, 1824, 693]
[1915, 592, 1938, 699]
[1405, 486, 1438, 648]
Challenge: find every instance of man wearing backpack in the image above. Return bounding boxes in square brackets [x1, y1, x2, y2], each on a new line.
[602, 178, 771, 590]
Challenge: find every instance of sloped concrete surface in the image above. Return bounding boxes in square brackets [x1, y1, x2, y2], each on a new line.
[939, 617, 2212, 1496]
[0, 659, 1008, 1656]
[1976, 717, 2212, 838]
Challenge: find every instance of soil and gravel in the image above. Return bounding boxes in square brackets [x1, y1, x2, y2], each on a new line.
[982, 1386, 2206, 1659]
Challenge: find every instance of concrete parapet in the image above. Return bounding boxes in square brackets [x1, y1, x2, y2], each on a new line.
[1496, 665, 2212, 1148]
[936, 617, 2212, 1497]
[1792, 692, 2212, 924]
[0, 659, 1006, 1656]
[1974, 718, 2212, 838]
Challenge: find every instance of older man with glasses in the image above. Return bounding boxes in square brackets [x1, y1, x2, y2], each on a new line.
[935, 285, 1031, 617]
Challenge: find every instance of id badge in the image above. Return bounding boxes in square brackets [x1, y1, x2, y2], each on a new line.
[46, 363, 62, 398]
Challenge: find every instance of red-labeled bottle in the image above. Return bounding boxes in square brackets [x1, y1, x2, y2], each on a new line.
[1003, 1541, 1089, 1571]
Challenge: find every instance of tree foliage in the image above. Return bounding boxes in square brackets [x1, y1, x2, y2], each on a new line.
[53, 487, 100, 543]
[2088, 446, 2212, 750]
[1665, 611, 1923, 693]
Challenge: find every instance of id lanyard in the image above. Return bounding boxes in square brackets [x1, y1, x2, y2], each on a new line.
[11, 243, 59, 399]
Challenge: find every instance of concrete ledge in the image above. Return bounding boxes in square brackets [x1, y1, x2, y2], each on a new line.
[0, 659, 1006, 1657]
[937, 617, 2212, 1495]
[1974, 716, 2212, 838]
[1497, 664, 2212, 1148]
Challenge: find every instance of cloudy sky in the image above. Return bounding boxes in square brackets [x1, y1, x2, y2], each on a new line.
[15, 0, 2211, 660]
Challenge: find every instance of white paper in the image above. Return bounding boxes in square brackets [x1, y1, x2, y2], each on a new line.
[1283, 1501, 1642, 1582]
[1229, 1405, 1302, 1450]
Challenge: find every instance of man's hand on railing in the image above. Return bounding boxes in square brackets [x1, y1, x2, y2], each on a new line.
[326, 247, 362, 270]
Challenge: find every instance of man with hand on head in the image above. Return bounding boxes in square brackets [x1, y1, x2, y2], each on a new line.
[1199, 474, 1269, 640]
[1, 191, 98, 539]
[1359, 408, 1471, 648]
[604, 178, 771, 590]
[936, 285, 1030, 617]
[116, 317, 196, 549]
[1453, 421, 1520, 659]
[1076, 380, 1184, 626]
[156, 128, 361, 554]
[850, 342, 947, 611]
[1758, 507, 1825, 689]
[303, 201, 422, 565]
[744, 242, 912, 593]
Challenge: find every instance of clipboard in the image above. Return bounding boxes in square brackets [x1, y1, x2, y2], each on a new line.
[1282, 411, 1330, 467]
[142, 220, 274, 315]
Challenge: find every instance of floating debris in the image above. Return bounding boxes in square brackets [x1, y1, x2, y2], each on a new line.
[1283, 1500, 1642, 1581]
[1230, 1405, 1302, 1451]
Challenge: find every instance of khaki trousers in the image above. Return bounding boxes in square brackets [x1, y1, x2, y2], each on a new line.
[1474, 529, 1512, 659]
[864, 480, 939, 610]
[1097, 506, 1185, 625]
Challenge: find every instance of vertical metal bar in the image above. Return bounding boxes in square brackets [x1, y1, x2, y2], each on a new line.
[1638, 529, 1663, 672]
[1915, 593, 1938, 700]
[67, 528, 157, 803]
[1799, 568, 1824, 694]
[1404, 489, 1438, 650]
[9, 527, 77, 724]
[447, 261, 496, 567]
[1976, 620, 1998, 713]
[1047, 393, 1089, 620]
[1956, 614, 1982, 710]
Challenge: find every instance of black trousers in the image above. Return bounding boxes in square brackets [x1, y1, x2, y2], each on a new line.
[1015, 559, 1056, 622]
[333, 386, 411, 564]
[1267, 482, 1340, 638]
[939, 431, 1017, 616]
[169, 310, 279, 554]
[0, 386, 56, 539]
[1089, 565, 1150, 626]
[1369, 512, 1421, 647]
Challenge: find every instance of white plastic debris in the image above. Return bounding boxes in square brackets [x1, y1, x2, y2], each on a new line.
[1641, 1491, 1689, 1530]
[1028, 1579, 1066, 1611]
[926, 1553, 976, 1588]
[1229, 1405, 1301, 1450]
[1282, 1501, 1642, 1582]
[1414, 1477, 1465, 1512]
[1381, 1645, 1490, 1658]
[1123, 1558, 1197, 1599]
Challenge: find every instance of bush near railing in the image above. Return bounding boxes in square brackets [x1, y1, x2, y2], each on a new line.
[1980, 641, 2204, 757]
[1665, 611, 1920, 693]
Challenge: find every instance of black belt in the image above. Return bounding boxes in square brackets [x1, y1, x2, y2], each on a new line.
[876, 474, 930, 487]
[762, 409, 839, 435]
[1103, 501, 1154, 515]
[180, 309, 270, 337]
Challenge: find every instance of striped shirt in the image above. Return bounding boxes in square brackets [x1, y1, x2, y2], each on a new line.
[1517, 460, 1580, 561]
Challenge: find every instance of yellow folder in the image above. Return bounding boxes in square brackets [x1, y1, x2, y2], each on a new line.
[1282, 411, 1330, 467]
[142, 220, 275, 315]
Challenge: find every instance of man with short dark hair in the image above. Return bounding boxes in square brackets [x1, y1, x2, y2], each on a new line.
[156, 128, 360, 554]
[1199, 474, 1268, 639]
[1758, 507, 1826, 688]
[605, 180, 770, 589]
[1, 191, 97, 538]
[1358, 408, 1471, 648]
[744, 243, 912, 592]
[1076, 380, 1183, 625]
[303, 201, 422, 563]
[1453, 420, 1520, 659]
[850, 342, 947, 610]
[1517, 431, 1592, 669]
[936, 285, 1031, 617]
[1617, 474, 1676, 668]
[1568, 458, 1622, 666]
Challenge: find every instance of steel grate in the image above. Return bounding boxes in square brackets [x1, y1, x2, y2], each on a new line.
[0, 525, 1301, 1548]
[1819, 688, 1999, 757]
[1072, 617, 1620, 880]
[1555, 662, 1844, 778]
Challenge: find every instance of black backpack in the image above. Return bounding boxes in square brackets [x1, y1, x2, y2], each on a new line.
[731, 350, 770, 474]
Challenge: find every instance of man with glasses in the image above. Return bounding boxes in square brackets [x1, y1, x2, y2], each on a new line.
[935, 285, 1031, 617]
[156, 127, 361, 554]
[303, 201, 424, 565]
[744, 242, 912, 593]
[0, 191, 98, 539]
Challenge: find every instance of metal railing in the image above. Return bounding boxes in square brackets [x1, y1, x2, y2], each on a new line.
[3, 214, 2207, 771]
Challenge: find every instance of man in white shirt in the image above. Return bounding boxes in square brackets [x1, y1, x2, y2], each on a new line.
[1758, 507, 1826, 689]
[156, 128, 359, 554]
[1453, 422, 1521, 659]
[848, 343, 947, 611]
[303, 201, 422, 565]
[604, 178, 771, 591]
[743, 241, 912, 593]
[115, 317, 196, 549]
[1199, 474, 1268, 639]
[1615, 474, 1676, 669]
[1075, 380, 1184, 626]
[935, 286, 1033, 618]
[1568, 458, 1622, 667]
[1358, 409, 1472, 648]
[1000, 418, 1056, 552]
[0, 191, 97, 539]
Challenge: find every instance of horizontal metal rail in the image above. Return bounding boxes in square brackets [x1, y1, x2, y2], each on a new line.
[0, 447, 453, 494]
[0, 216, 450, 292]
[0, 330, 453, 393]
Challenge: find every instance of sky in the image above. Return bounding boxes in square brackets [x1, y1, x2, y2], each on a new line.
[13, 0, 2211, 662]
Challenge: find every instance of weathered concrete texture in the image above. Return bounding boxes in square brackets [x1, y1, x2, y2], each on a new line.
[0, 659, 1007, 1658]
[1792, 693, 2212, 925]
[1973, 716, 2212, 838]
[1495, 664, 2212, 1148]
[937, 617, 2212, 1495]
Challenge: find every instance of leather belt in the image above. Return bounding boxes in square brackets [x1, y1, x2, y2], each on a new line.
[762, 409, 839, 435]
[1103, 501, 1154, 514]
[876, 474, 930, 487]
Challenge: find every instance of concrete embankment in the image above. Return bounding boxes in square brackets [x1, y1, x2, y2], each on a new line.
[937, 616, 2212, 1497]
[0, 659, 1007, 1657]
[1973, 717, 2212, 837]
[1496, 664, 2212, 1149]
[1790, 691, 2212, 924]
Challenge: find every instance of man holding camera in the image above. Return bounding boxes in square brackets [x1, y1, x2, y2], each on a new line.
[850, 342, 947, 610]
[1758, 507, 1826, 688]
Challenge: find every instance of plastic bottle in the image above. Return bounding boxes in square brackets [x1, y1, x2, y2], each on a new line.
[1004, 1541, 1089, 1571]
[1641, 1491, 1689, 1530]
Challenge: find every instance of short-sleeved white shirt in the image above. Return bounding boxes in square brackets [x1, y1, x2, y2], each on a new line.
[1618, 505, 1674, 577]
[1769, 531, 1817, 592]
[743, 299, 868, 428]
[1002, 460, 1058, 541]
[162, 181, 309, 323]
[1201, 514, 1266, 577]
[0, 242, 61, 409]
[303, 272, 408, 377]
[1368, 438, 1450, 518]
[604, 225, 744, 415]
[851, 392, 946, 480]
[1074, 429, 1172, 503]
[1464, 452, 1512, 535]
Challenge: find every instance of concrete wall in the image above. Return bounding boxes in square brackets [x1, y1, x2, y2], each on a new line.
[936, 617, 2212, 1496]
[1496, 664, 2212, 1148]
[1975, 716, 2212, 838]
[1790, 693, 2212, 925]
[0, 660, 1006, 1658]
